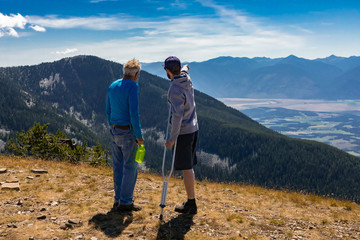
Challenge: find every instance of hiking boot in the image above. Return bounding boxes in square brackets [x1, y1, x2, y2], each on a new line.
[174, 200, 197, 214]
[118, 203, 142, 212]
[110, 201, 119, 212]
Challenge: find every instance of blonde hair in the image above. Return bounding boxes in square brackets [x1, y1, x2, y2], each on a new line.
[123, 59, 141, 77]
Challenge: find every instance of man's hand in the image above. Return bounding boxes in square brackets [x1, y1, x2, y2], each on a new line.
[165, 139, 175, 148]
[184, 64, 190, 70]
[136, 137, 144, 145]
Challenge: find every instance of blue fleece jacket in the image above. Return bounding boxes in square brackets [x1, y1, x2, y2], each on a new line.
[106, 78, 143, 139]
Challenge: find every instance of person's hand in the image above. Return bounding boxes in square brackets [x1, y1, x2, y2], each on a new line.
[165, 139, 175, 148]
[136, 137, 144, 145]
[184, 64, 190, 70]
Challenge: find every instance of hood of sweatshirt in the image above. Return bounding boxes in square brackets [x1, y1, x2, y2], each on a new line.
[170, 73, 193, 90]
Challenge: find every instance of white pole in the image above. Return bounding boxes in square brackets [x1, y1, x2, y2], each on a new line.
[159, 104, 177, 220]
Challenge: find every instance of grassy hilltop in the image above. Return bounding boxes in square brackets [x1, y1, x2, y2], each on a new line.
[1, 156, 360, 240]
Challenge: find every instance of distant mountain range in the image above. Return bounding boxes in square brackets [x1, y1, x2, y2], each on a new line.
[1, 55, 360, 202]
[142, 55, 360, 99]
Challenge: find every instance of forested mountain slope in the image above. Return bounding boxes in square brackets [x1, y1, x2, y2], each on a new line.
[1, 55, 359, 202]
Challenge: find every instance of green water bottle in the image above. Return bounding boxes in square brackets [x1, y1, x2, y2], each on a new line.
[135, 144, 145, 163]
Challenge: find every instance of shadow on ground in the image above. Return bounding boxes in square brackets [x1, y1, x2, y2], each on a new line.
[89, 210, 133, 238]
[156, 213, 195, 240]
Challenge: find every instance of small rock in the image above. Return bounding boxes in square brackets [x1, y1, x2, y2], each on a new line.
[1, 182, 20, 191]
[35, 175, 41, 177]
[26, 176, 34, 180]
[68, 218, 81, 225]
[0, 168, 7, 173]
[90, 237, 98, 240]
[37, 215, 46, 220]
[6, 176, 19, 183]
[16, 200, 23, 206]
[7, 223, 18, 228]
[59, 224, 68, 230]
[29, 237, 35, 240]
[50, 217, 57, 221]
[65, 223, 75, 229]
[31, 169, 48, 174]
[128, 234, 134, 237]
[75, 235, 83, 240]
[40, 207, 46, 212]
[51, 201, 58, 206]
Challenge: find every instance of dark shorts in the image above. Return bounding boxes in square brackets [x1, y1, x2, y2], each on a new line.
[174, 131, 198, 170]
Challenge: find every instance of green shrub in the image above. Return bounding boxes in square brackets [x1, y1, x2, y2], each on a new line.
[6, 122, 107, 165]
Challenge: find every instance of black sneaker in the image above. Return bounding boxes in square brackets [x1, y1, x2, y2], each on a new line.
[118, 203, 142, 212]
[174, 200, 197, 214]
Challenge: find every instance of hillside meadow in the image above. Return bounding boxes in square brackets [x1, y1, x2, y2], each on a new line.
[1, 155, 360, 240]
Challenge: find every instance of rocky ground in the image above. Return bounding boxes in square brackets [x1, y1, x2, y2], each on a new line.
[1, 155, 360, 240]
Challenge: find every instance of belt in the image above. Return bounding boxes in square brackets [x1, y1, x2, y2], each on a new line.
[111, 124, 131, 130]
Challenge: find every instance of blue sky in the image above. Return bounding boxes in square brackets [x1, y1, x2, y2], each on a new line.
[1, 0, 360, 66]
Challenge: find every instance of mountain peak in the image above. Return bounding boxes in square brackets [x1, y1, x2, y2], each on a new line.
[285, 54, 299, 59]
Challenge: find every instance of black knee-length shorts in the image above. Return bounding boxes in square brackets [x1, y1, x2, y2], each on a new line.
[173, 131, 198, 170]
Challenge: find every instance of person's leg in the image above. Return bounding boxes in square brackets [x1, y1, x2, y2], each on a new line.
[175, 169, 197, 213]
[183, 169, 195, 199]
[118, 132, 138, 206]
[111, 130, 125, 206]
[174, 132, 198, 214]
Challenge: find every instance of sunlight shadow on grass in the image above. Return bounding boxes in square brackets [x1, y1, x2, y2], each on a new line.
[156, 213, 195, 240]
[89, 210, 133, 238]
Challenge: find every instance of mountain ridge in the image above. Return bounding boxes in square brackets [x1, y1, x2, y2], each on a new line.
[142, 55, 360, 99]
[1, 55, 360, 202]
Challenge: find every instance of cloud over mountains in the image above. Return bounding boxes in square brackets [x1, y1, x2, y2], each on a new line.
[0, 13, 46, 37]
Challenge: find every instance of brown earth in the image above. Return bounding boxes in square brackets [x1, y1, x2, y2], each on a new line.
[0, 155, 360, 240]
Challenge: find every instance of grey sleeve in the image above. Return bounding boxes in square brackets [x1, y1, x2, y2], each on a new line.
[168, 86, 185, 141]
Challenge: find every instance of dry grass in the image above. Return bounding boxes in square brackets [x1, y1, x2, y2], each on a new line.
[1, 155, 360, 240]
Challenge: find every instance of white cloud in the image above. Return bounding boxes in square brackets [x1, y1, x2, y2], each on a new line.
[30, 25, 46, 32]
[7, 28, 20, 37]
[55, 48, 78, 55]
[0, 13, 26, 37]
[0, 13, 27, 29]
[26, 14, 163, 31]
[0, 13, 46, 37]
[0, 2, 309, 65]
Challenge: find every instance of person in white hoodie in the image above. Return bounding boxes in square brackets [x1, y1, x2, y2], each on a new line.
[164, 56, 199, 214]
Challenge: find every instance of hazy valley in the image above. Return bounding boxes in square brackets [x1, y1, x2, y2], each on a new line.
[220, 98, 360, 157]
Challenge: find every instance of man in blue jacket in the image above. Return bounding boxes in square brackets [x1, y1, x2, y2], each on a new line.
[164, 56, 199, 214]
[106, 59, 144, 212]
